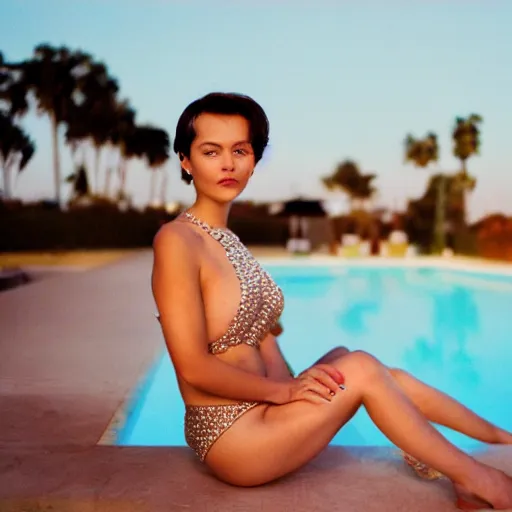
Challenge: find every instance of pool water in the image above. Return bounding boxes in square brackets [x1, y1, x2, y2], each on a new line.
[115, 265, 512, 449]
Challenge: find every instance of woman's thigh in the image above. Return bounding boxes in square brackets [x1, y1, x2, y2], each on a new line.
[206, 350, 380, 486]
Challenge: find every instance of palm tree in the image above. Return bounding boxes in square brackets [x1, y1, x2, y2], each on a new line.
[65, 164, 90, 201]
[65, 101, 93, 191]
[322, 160, 377, 238]
[116, 124, 147, 202]
[106, 101, 136, 200]
[15, 44, 91, 206]
[107, 103, 142, 202]
[404, 132, 438, 167]
[75, 62, 119, 194]
[0, 53, 29, 118]
[452, 114, 482, 223]
[404, 132, 445, 252]
[0, 112, 35, 199]
[322, 160, 376, 210]
[406, 174, 465, 251]
[3, 45, 170, 208]
[351, 172, 377, 207]
[116, 124, 170, 205]
[64, 58, 136, 201]
[141, 126, 171, 206]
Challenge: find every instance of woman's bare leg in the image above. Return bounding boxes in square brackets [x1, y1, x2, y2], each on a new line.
[330, 353, 512, 506]
[390, 368, 512, 445]
[212, 351, 512, 507]
[315, 346, 512, 445]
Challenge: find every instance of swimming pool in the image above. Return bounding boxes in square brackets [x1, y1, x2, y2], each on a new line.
[112, 263, 512, 450]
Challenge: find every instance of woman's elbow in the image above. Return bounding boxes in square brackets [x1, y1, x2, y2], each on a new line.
[176, 358, 208, 387]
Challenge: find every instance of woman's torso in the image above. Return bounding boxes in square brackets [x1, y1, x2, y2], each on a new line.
[171, 213, 284, 406]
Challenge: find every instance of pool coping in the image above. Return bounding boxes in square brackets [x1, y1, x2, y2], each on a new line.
[256, 254, 512, 275]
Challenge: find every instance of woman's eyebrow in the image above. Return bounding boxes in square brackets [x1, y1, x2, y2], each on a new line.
[198, 142, 221, 148]
[198, 140, 250, 148]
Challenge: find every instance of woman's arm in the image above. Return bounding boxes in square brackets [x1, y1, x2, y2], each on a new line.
[259, 332, 294, 382]
[152, 225, 290, 404]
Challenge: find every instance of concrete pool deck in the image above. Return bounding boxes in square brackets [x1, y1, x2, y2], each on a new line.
[1, 249, 512, 511]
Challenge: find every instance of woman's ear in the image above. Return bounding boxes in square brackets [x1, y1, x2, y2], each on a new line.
[179, 152, 192, 172]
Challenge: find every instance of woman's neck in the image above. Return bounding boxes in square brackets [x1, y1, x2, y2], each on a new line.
[186, 199, 231, 229]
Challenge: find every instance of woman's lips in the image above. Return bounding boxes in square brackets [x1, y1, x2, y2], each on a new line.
[218, 178, 239, 186]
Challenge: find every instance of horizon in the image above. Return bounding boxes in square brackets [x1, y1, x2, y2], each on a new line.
[1, 0, 512, 222]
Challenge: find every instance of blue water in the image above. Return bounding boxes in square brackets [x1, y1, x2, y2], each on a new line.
[116, 265, 512, 449]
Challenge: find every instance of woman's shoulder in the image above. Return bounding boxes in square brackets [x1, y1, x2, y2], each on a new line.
[153, 217, 205, 263]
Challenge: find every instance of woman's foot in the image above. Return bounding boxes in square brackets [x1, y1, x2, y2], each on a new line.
[455, 468, 512, 510]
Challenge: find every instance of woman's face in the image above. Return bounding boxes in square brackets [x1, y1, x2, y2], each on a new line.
[182, 113, 256, 203]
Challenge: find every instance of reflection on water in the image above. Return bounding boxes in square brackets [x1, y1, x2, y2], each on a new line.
[338, 300, 380, 335]
[403, 283, 480, 384]
[404, 286, 479, 386]
[330, 268, 481, 383]
[336, 270, 384, 336]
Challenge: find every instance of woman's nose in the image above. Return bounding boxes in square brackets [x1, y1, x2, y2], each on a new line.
[221, 152, 235, 171]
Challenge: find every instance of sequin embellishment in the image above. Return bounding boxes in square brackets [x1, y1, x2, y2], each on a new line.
[182, 212, 285, 354]
[185, 402, 259, 461]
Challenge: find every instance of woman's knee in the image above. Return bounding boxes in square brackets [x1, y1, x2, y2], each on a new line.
[336, 350, 385, 383]
[332, 346, 350, 357]
[313, 345, 350, 367]
[389, 367, 410, 382]
[325, 346, 350, 362]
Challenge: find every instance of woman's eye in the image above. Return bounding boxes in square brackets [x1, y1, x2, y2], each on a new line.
[204, 151, 217, 156]
[234, 149, 247, 155]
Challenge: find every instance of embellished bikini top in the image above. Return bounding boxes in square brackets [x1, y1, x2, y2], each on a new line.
[182, 212, 285, 354]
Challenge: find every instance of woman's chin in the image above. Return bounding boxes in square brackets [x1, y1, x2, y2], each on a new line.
[212, 188, 244, 203]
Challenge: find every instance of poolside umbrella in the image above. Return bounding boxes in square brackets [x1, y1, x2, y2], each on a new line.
[273, 198, 327, 218]
[271, 198, 327, 242]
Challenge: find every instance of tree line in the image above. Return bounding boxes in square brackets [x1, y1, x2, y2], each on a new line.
[0, 42, 483, 246]
[322, 114, 482, 250]
[0, 44, 170, 206]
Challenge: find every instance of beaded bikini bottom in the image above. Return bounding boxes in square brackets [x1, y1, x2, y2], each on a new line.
[185, 402, 259, 461]
[184, 400, 445, 479]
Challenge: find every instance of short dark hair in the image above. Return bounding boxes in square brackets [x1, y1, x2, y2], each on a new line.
[174, 92, 270, 184]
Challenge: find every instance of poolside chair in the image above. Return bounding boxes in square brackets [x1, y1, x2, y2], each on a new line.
[386, 230, 409, 257]
[340, 234, 361, 258]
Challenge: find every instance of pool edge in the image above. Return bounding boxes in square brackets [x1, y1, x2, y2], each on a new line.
[97, 351, 164, 446]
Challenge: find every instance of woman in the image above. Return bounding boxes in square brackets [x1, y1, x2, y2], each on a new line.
[151, 92, 512, 510]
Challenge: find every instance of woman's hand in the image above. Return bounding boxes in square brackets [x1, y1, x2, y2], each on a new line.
[273, 364, 345, 405]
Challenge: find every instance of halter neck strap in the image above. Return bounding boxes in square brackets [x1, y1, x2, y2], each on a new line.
[181, 212, 232, 237]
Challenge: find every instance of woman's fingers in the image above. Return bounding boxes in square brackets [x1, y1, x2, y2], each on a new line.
[306, 367, 341, 394]
[315, 364, 345, 385]
[293, 362, 348, 405]
[302, 389, 332, 405]
[301, 377, 333, 401]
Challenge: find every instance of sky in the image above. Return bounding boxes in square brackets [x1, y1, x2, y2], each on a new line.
[1, 0, 511, 221]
